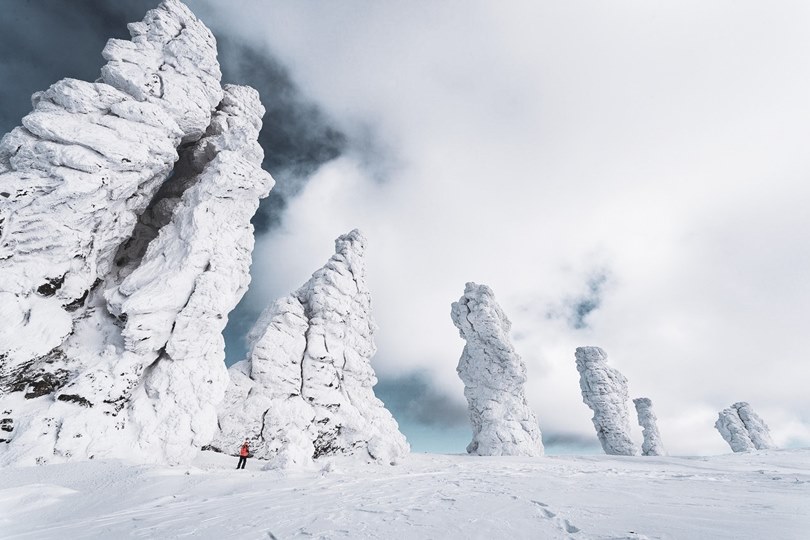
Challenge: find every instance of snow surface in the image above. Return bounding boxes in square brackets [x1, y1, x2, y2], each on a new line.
[0, 449, 808, 539]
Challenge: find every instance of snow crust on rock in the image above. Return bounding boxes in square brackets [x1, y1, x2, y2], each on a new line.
[0, 1, 273, 466]
[575, 347, 637, 456]
[0, 0, 222, 365]
[210, 230, 409, 468]
[633, 397, 666, 456]
[451, 282, 544, 457]
[715, 402, 776, 453]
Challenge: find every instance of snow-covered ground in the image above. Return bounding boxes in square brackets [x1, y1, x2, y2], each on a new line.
[1, 449, 808, 539]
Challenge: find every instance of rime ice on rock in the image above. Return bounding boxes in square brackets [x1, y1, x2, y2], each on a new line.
[575, 347, 637, 456]
[210, 230, 409, 468]
[633, 397, 666, 456]
[715, 402, 776, 453]
[0, 1, 273, 466]
[451, 283, 544, 457]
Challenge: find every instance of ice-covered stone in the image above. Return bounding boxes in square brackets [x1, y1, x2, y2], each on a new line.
[715, 402, 776, 453]
[0, 0, 222, 366]
[0, 1, 273, 466]
[451, 283, 544, 457]
[633, 397, 666, 456]
[575, 347, 637, 456]
[210, 230, 409, 468]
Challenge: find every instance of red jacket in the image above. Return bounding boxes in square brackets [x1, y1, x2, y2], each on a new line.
[239, 443, 249, 457]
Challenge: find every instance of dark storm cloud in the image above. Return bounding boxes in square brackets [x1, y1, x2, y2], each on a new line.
[374, 372, 468, 428]
[215, 36, 347, 234]
[0, 0, 156, 134]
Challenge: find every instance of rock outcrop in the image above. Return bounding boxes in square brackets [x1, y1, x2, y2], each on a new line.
[575, 347, 636, 456]
[451, 283, 544, 457]
[210, 230, 409, 468]
[633, 397, 665, 456]
[0, 0, 274, 466]
[715, 402, 776, 453]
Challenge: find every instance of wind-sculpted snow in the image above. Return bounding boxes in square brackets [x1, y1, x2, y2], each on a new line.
[715, 402, 776, 453]
[0, 1, 273, 466]
[210, 230, 409, 468]
[633, 397, 666, 456]
[575, 347, 637, 456]
[451, 283, 544, 457]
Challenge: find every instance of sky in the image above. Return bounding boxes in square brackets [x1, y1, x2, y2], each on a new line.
[2, 0, 810, 455]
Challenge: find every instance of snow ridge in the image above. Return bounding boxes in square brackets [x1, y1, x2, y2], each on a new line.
[451, 282, 544, 457]
[210, 230, 409, 468]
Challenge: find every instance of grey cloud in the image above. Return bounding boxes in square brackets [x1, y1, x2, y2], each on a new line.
[563, 271, 610, 330]
[374, 372, 468, 428]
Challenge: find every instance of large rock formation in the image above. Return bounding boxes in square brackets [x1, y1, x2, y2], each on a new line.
[715, 402, 776, 453]
[451, 283, 544, 457]
[0, 0, 274, 465]
[575, 347, 637, 456]
[210, 230, 409, 468]
[633, 397, 665, 456]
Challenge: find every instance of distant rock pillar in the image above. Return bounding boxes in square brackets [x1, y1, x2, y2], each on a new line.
[715, 402, 776, 452]
[452, 282, 544, 457]
[575, 346, 637, 456]
[633, 397, 666, 456]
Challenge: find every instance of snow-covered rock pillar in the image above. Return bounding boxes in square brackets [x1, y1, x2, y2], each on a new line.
[575, 347, 636, 456]
[451, 283, 544, 457]
[715, 402, 776, 452]
[0, 1, 274, 466]
[211, 230, 409, 468]
[633, 397, 665, 456]
[0, 0, 222, 366]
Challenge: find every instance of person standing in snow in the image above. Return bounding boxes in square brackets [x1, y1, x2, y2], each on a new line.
[236, 439, 250, 469]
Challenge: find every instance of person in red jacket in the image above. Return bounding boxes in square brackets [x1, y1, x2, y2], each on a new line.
[236, 439, 250, 470]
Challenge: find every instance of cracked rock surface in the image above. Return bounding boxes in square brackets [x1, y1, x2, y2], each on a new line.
[210, 230, 409, 468]
[451, 282, 544, 457]
[633, 397, 666, 456]
[0, 1, 273, 466]
[575, 347, 637, 456]
[715, 402, 776, 453]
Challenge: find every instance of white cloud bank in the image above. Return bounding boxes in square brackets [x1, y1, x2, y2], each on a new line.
[194, 0, 810, 454]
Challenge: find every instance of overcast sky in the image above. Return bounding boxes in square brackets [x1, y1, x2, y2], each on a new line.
[2, 0, 810, 455]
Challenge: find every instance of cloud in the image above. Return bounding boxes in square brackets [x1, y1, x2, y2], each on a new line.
[194, 0, 810, 455]
[4, 1, 810, 455]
